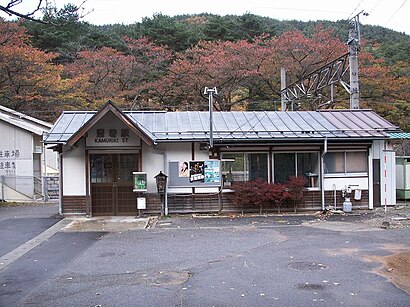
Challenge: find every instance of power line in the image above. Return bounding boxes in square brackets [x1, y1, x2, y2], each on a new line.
[384, 0, 407, 26]
[368, 0, 383, 14]
[347, 0, 366, 20]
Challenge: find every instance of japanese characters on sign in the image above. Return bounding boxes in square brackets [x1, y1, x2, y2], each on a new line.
[0, 149, 20, 175]
[94, 128, 130, 144]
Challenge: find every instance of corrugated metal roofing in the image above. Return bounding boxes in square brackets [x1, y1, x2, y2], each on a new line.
[44, 109, 400, 144]
[0, 105, 52, 135]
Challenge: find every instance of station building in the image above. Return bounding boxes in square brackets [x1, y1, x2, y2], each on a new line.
[44, 101, 400, 216]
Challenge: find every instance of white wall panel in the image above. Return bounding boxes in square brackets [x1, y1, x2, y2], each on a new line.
[63, 142, 86, 195]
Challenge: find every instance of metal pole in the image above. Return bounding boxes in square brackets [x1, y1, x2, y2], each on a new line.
[321, 137, 328, 211]
[1, 175, 4, 201]
[330, 82, 334, 104]
[280, 67, 287, 111]
[42, 134, 48, 202]
[209, 92, 213, 148]
[204, 87, 218, 149]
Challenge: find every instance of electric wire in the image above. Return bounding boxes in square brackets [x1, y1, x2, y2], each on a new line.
[384, 0, 407, 27]
[347, 0, 366, 20]
[368, 0, 383, 14]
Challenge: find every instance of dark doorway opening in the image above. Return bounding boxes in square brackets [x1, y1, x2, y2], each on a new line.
[373, 159, 381, 207]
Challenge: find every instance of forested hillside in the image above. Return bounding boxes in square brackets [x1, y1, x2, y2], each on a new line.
[1, 8, 409, 130]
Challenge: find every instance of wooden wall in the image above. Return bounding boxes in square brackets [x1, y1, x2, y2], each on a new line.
[61, 190, 370, 216]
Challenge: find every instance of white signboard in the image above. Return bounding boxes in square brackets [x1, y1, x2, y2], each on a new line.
[86, 112, 140, 147]
[137, 197, 146, 210]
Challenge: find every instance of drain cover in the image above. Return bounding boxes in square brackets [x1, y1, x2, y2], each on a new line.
[287, 261, 328, 271]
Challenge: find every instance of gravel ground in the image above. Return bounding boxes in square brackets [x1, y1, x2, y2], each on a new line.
[358, 203, 410, 229]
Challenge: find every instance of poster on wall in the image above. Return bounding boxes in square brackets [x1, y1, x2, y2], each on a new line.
[133, 172, 147, 192]
[204, 160, 220, 183]
[168, 160, 221, 187]
[189, 161, 205, 182]
[179, 161, 189, 177]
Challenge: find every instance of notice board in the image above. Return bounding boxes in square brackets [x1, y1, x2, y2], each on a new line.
[168, 160, 221, 188]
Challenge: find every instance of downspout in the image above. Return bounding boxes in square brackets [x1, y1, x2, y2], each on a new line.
[321, 137, 328, 210]
[368, 147, 374, 210]
[58, 152, 63, 216]
[153, 147, 168, 215]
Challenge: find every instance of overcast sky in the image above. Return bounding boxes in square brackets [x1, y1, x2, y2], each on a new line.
[7, 0, 410, 34]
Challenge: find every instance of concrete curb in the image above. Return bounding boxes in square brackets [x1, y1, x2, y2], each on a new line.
[302, 221, 383, 232]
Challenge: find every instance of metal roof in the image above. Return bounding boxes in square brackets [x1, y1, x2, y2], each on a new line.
[0, 105, 52, 135]
[44, 109, 400, 144]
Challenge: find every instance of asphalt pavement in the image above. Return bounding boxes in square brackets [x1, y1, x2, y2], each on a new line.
[0, 203, 409, 307]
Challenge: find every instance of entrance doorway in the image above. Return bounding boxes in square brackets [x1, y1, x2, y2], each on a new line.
[90, 153, 138, 215]
[373, 159, 381, 207]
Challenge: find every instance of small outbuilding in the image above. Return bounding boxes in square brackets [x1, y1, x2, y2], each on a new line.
[0, 105, 58, 201]
[44, 101, 400, 216]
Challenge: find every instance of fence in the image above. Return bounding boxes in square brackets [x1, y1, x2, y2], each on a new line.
[0, 175, 59, 201]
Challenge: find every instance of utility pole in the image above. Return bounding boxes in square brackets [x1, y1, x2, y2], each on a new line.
[347, 10, 368, 109]
[204, 87, 217, 148]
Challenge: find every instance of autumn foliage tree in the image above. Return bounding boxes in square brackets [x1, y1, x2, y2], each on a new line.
[149, 38, 279, 111]
[64, 37, 172, 110]
[0, 20, 81, 119]
[0, 16, 408, 130]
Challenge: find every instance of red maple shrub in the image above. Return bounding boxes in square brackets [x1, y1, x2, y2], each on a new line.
[232, 176, 307, 214]
[231, 178, 270, 214]
[266, 183, 290, 213]
[287, 176, 308, 212]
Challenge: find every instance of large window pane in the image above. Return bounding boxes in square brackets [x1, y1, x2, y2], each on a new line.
[222, 153, 246, 183]
[324, 152, 345, 173]
[346, 151, 368, 173]
[249, 153, 268, 181]
[222, 153, 268, 184]
[274, 153, 295, 183]
[297, 152, 319, 187]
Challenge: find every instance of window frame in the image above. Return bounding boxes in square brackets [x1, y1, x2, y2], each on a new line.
[272, 151, 320, 189]
[324, 150, 368, 177]
[221, 151, 270, 186]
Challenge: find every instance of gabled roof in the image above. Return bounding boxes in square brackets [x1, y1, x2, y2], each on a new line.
[64, 101, 155, 146]
[0, 105, 52, 135]
[44, 104, 400, 145]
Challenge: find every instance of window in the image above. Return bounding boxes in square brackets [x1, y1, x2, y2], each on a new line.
[324, 152, 344, 173]
[221, 153, 268, 185]
[273, 152, 319, 187]
[324, 151, 368, 174]
[274, 153, 295, 184]
[90, 154, 113, 183]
